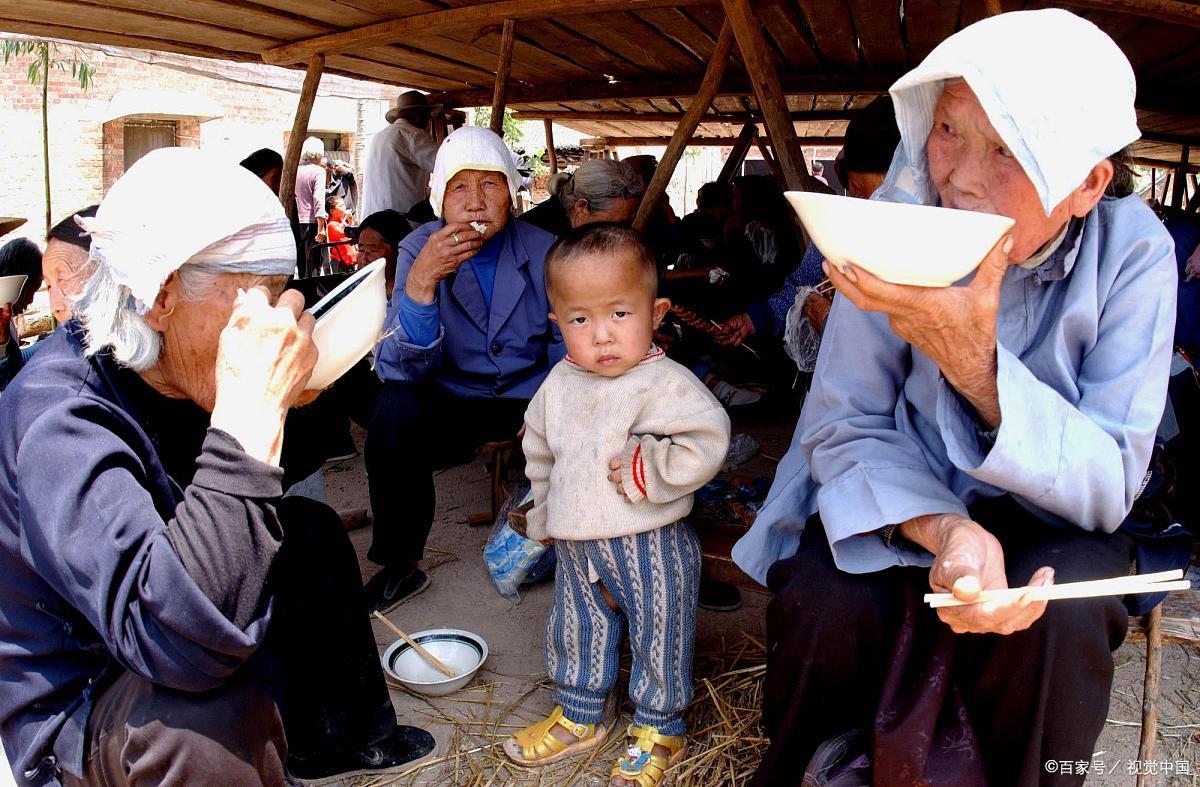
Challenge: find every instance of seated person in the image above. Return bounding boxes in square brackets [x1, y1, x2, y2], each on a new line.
[0, 149, 433, 787]
[365, 126, 562, 614]
[352, 208, 411, 298]
[716, 96, 901, 346]
[521, 159, 644, 237]
[678, 181, 733, 270]
[0, 237, 43, 390]
[42, 206, 99, 325]
[731, 10, 1175, 785]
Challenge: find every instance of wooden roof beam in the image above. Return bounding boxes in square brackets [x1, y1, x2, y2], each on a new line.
[581, 135, 844, 146]
[1056, 0, 1200, 29]
[512, 109, 859, 122]
[431, 74, 896, 108]
[261, 0, 716, 65]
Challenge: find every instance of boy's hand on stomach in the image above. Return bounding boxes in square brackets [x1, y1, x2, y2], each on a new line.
[608, 457, 631, 502]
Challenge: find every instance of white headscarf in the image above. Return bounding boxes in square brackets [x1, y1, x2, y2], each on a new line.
[877, 8, 1139, 215]
[429, 126, 519, 218]
[79, 147, 296, 314]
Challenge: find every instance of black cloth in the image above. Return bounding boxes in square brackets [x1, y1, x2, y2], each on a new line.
[364, 380, 528, 568]
[754, 496, 1133, 787]
[520, 197, 571, 238]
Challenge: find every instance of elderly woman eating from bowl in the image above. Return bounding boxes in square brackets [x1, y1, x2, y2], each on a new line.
[731, 10, 1176, 786]
[366, 126, 561, 614]
[0, 148, 434, 787]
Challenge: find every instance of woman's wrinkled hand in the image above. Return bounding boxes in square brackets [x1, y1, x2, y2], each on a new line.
[1185, 248, 1200, 282]
[904, 513, 1052, 636]
[824, 233, 1013, 429]
[210, 286, 316, 465]
[715, 313, 755, 347]
[405, 223, 483, 303]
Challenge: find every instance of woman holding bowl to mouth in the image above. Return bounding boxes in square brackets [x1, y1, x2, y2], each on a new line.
[733, 9, 1176, 786]
[365, 126, 562, 615]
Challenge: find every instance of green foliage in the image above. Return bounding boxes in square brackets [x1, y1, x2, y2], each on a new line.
[473, 107, 524, 146]
[2, 39, 97, 90]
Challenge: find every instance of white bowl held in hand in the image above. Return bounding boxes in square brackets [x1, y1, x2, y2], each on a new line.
[0, 275, 28, 308]
[785, 192, 1015, 287]
[304, 259, 387, 390]
[382, 628, 488, 696]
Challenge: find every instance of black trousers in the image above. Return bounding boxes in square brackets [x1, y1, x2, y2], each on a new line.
[68, 496, 395, 785]
[364, 380, 529, 569]
[754, 496, 1133, 787]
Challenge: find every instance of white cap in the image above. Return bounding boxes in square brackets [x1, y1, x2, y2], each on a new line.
[886, 8, 1139, 214]
[429, 126, 519, 218]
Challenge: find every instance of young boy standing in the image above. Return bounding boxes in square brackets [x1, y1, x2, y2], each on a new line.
[504, 224, 730, 787]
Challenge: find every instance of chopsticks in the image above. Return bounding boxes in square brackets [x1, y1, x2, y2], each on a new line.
[372, 610, 457, 678]
[814, 277, 836, 298]
[924, 569, 1190, 609]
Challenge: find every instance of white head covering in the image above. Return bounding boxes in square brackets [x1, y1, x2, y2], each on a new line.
[429, 126, 519, 218]
[79, 148, 296, 314]
[877, 8, 1139, 215]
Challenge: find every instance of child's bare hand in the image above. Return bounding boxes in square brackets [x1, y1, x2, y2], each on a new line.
[608, 457, 630, 501]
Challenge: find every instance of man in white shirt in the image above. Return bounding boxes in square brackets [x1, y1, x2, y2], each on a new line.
[362, 91, 440, 223]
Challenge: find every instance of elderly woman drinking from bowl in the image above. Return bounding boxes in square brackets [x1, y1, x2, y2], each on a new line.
[731, 10, 1176, 786]
[0, 148, 433, 787]
[366, 126, 561, 614]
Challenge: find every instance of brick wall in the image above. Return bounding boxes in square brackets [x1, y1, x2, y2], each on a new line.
[0, 43, 388, 244]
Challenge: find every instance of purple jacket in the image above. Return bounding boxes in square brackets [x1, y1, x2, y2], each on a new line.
[0, 325, 284, 785]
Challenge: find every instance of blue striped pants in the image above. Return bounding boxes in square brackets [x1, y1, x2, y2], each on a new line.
[545, 521, 701, 736]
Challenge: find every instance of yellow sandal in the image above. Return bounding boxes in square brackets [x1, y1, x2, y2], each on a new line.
[503, 705, 612, 767]
[610, 724, 687, 787]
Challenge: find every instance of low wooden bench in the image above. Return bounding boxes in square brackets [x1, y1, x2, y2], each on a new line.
[694, 517, 1199, 786]
[468, 439, 520, 526]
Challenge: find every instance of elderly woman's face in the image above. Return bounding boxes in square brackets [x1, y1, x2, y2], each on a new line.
[442, 169, 510, 241]
[926, 80, 1073, 262]
[569, 196, 638, 229]
[43, 239, 90, 323]
[155, 272, 289, 410]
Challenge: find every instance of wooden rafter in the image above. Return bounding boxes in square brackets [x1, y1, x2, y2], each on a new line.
[512, 109, 858, 122]
[1058, 0, 1200, 29]
[490, 19, 517, 134]
[582, 135, 844, 146]
[261, 0, 715, 65]
[634, 20, 734, 232]
[430, 74, 897, 108]
[279, 54, 324, 221]
[718, 121, 759, 181]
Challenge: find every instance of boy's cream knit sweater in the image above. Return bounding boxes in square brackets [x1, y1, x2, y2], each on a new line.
[522, 350, 731, 542]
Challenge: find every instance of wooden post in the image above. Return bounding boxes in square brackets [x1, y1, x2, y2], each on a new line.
[633, 20, 735, 232]
[718, 122, 758, 181]
[544, 119, 558, 173]
[490, 19, 516, 136]
[755, 137, 783, 181]
[722, 0, 812, 192]
[279, 54, 325, 221]
[1173, 145, 1191, 209]
[432, 111, 449, 144]
[1136, 604, 1163, 787]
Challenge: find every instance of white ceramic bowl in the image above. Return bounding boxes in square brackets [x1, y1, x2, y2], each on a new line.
[304, 259, 387, 390]
[785, 191, 1015, 287]
[0, 275, 27, 307]
[382, 628, 488, 696]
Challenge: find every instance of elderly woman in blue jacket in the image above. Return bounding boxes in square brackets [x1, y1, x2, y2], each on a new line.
[366, 127, 563, 614]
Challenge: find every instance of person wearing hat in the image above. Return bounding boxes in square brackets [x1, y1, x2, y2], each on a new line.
[732, 9, 1175, 785]
[0, 148, 434, 787]
[364, 126, 561, 615]
[361, 90, 441, 223]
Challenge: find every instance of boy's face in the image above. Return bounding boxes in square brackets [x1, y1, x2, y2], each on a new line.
[549, 249, 669, 378]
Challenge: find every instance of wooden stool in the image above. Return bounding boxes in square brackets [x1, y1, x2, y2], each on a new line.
[467, 439, 519, 526]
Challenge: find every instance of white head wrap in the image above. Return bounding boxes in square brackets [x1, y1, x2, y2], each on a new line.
[429, 126, 519, 218]
[877, 8, 1139, 214]
[78, 147, 296, 314]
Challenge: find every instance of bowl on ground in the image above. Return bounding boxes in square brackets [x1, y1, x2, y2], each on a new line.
[785, 191, 1015, 287]
[382, 628, 488, 696]
[304, 258, 387, 390]
[0, 275, 27, 307]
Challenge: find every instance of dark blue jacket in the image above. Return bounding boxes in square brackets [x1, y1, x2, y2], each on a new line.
[374, 218, 564, 398]
[0, 324, 284, 785]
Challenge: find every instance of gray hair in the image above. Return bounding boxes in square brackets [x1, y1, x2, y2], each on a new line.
[550, 160, 644, 216]
[301, 136, 325, 164]
[74, 261, 224, 371]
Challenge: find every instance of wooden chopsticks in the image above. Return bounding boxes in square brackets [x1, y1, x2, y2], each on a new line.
[924, 569, 1190, 609]
[372, 610, 457, 678]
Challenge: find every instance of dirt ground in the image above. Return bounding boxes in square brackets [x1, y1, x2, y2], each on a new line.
[318, 412, 1199, 787]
